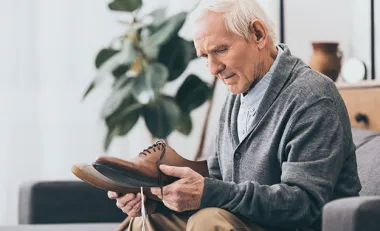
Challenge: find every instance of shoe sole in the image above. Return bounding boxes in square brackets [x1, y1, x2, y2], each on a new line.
[71, 164, 160, 201]
[93, 161, 169, 188]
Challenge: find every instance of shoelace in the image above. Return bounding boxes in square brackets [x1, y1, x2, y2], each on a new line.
[140, 140, 167, 231]
[139, 140, 165, 156]
[141, 187, 146, 231]
[140, 140, 166, 198]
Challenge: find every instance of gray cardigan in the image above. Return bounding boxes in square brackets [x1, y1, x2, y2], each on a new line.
[200, 44, 361, 230]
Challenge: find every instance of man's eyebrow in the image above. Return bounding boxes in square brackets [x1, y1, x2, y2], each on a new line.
[210, 45, 228, 52]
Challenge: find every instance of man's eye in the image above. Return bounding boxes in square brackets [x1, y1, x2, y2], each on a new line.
[214, 48, 227, 54]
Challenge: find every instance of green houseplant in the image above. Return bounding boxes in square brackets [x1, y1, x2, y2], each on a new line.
[83, 0, 213, 151]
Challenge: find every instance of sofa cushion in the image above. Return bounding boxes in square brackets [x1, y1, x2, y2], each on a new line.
[351, 128, 380, 196]
[351, 127, 378, 148]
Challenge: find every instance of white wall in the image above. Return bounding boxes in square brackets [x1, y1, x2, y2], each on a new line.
[0, 0, 148, 224]
[376, 0, 380, 78]
[285, 0, 373, 79]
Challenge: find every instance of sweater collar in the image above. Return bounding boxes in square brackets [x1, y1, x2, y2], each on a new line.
[229, 44, 301, 148]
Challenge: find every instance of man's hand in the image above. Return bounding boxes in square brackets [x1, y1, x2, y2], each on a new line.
[108, 191, 157, 217]
[150, 165, 205, 212]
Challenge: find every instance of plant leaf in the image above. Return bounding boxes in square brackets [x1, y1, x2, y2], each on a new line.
[88, 48, 130, 99]
[116, 105, 141, 136]
[101, 77, 135, 118]
[141, 12, 187, 55]
[158, 36, 195, 81]
[131, 67, 154, 104]
[129, 8, 166, 33]
[176, 113, 192, 135]
[142, 45, 160, 60]
[104, 126, 118, 151]
[95, 48, 119, 69]
[132, 62, 168, 104]
[105, 95, 140, 126]
[142, 96, 181, 138]
[175, 74, 211, 113]
[112, 75, 134, 90]
[82, 81, 96, 100]
[103, 96, 141, 145]
[146, 8, 166, 27]
[108, 0, 142, 12]
[137, 8, 166, 29]
[112, 64, 130, 78]
[98, 39, 136, 75]
[149, 62, 169, 89]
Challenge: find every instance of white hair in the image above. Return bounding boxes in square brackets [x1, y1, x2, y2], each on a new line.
[193, 0, 278, 44]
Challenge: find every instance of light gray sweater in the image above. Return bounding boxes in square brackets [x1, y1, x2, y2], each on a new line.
[200, 44, 361, 230]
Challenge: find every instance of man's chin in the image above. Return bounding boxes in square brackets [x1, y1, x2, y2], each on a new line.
[227, 85, 244, 94]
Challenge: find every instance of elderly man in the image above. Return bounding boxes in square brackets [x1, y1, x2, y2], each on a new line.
[109, 0, 361, 230]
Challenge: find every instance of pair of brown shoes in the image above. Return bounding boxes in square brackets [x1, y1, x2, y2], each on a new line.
[71, 140, 208, 201]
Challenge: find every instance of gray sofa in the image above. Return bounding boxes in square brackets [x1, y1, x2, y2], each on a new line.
[18, 181, 126, 224]
[19, 127, 380, 230]
[323, 127, 380, 231]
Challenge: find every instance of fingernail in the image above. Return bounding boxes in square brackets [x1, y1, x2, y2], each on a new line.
[108, 191, 116, 198]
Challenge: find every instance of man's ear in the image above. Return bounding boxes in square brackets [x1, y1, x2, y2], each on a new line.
[248, 19, 268, 49]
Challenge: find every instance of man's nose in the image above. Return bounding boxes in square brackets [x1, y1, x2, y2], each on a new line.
[207, 57, 225, 76]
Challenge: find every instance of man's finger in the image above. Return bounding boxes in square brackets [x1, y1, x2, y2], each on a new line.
[118, 193, 135, 205]
[108, 191, 119, 199]
[131, 199, 142, 212]
[121, 193, 141, 213]
[159, 165, 192, 178]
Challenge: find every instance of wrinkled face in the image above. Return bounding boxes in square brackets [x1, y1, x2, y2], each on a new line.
[194, 11, 261, 94]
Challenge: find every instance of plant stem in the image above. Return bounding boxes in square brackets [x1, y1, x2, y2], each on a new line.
[194, 77, 217, 161]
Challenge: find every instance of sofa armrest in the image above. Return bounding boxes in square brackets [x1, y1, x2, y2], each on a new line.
[322, 196, 380, 231]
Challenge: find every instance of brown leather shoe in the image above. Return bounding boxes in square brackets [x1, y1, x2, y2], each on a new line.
[71, 163, 160, 201]
[93, 140, 209, 188]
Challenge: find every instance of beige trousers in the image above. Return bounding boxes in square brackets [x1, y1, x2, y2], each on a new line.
[116, 207, 313, 231]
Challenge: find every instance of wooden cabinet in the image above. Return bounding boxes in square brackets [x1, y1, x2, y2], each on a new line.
[338, 81, 380, 131]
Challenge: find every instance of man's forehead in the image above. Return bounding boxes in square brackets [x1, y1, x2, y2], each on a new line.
[194, 34, 229, 48]
[194, 23, 234, 55]
[193, 11, 228, 38]
[193, 19, 232, 44]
